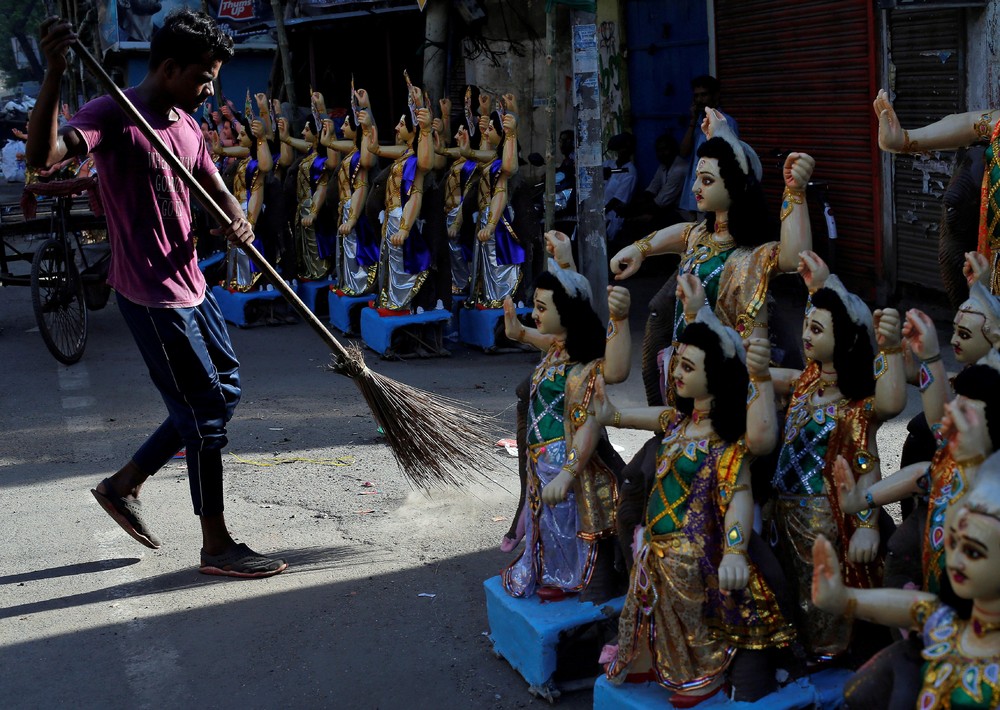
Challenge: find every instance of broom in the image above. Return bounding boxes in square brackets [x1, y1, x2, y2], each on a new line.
[72, 40, 499, 489]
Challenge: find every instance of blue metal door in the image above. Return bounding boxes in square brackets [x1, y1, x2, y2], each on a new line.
[625, 0, 709, 188]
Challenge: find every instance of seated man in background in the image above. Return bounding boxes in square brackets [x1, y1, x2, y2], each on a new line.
[603, 131, 637, 243]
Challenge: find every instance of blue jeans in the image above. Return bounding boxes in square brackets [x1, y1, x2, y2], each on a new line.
[116, 290, 240, 516]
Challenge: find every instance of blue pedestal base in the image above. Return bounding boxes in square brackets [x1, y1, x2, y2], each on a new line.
[197, 251, 225, 273]
[592, 668, 850, 709]
[327, 291, 371, 335]
[296, 277, 335, 317]
[359, 306, 451, 358]
[484, 575, 625, 698]
[458, 306, 532, 351]
[211, 285, 284, 328]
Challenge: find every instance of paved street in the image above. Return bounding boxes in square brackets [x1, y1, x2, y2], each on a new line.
[0, 255, 926, 708]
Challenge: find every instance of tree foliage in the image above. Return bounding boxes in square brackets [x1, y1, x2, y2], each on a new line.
[0, 3, 49, 89]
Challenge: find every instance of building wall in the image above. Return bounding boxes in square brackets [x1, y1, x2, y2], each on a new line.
[968, 1, 1000, 109]
[462, 2, 574, 168]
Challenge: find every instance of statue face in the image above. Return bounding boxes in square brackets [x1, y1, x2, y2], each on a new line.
[531, 288, 565, 337]
[952, 306, 991, 365]
[802, 307, 835, 364]
[673, 343, 708, 400]
[342, 119, 356, 140]
[946, 506, 1000, 601]
[485, 120, 501, 148]
[395, 114, 413, 145]
[237, 122, 251, 148]
[691, 157, 730, 214]
[455, 125, 470, 149]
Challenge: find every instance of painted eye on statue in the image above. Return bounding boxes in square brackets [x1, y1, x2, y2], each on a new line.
[963, 544, 985, 561]
[811, 324, 824, 336]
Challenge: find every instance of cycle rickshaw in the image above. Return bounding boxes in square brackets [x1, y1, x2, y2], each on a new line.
[0, 176, 111, 364]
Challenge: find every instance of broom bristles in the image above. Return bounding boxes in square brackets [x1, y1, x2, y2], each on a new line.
[331, 345, 502, 489]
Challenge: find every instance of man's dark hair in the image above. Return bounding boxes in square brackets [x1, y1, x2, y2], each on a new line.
[655, 133, 678, 153]
[691, 74, 720, 94]
[149, 8, 234, 70]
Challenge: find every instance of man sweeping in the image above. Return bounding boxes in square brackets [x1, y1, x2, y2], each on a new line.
[27, 10, 286, 578]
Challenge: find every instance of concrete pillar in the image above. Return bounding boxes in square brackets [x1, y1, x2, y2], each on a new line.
[422, 0, 449, 104]
[571, 10, 609, 324]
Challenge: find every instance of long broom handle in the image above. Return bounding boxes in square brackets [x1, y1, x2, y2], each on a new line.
[72, 40, 352, 361]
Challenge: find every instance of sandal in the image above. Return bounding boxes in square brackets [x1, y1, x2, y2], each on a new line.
[91, 478, 161, 549]
[200, 543, 287, 579]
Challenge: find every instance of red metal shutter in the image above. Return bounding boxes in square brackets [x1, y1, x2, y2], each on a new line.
[714, 0, 881, 297]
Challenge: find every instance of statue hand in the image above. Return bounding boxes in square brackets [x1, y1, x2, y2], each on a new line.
[432, 117, 443, 134]
[811, 534, 849, 614]
[784, 152, 816, 190]
[902, 308, 938, 361]
[277, 117, 289, 140]
[541, 469, 574, 505]
[272, 98, 283, 117]
[702, 107, 733, 141]
[250, 119, 265, 139]
[478, 93, 492, 116]
[847, 526, 880, 565]
[502, 297, 524, 341]
[302, 213, 316, 228]
[874, 308, 902, 349]
[610, 244, 642, 281]
[391, 227, 410, 247]
[338, 220, 353, 236]
[676, 273, 705, 319]
[963, 251, 991, 288]
[502, 113, 517, 136]
[545, 230, 572, 265]
[255, 92, 268, 112]
[592, 376, 616, 426]
[718, 553, 750, 592]
[320, 118, 334, 146]
[312, 91, 326, 114]
[220, 104, 233, 121]
[833, 454, 866, 515]
[447, 216, 461, 238]
[477, 226, 491, 242]
[415, 106, 431, 131]
[607, 285, 631, 321]
[358, 109, 372, 128]
[409, 84, 424, 108]
[745, 338, 771, 378]
[502, 93, 518, 115]
[439, 97, 451, 115]
[874, 89, 905, 152]
[797, 249, 829, 292]
[946, 396, 991, 464]
[354, 88, 369, 109]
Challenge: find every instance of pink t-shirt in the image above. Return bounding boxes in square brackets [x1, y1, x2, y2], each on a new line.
[69, 89, 217, 308]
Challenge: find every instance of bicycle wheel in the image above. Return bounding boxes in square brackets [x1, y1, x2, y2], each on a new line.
[31, 237, 88, 364]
